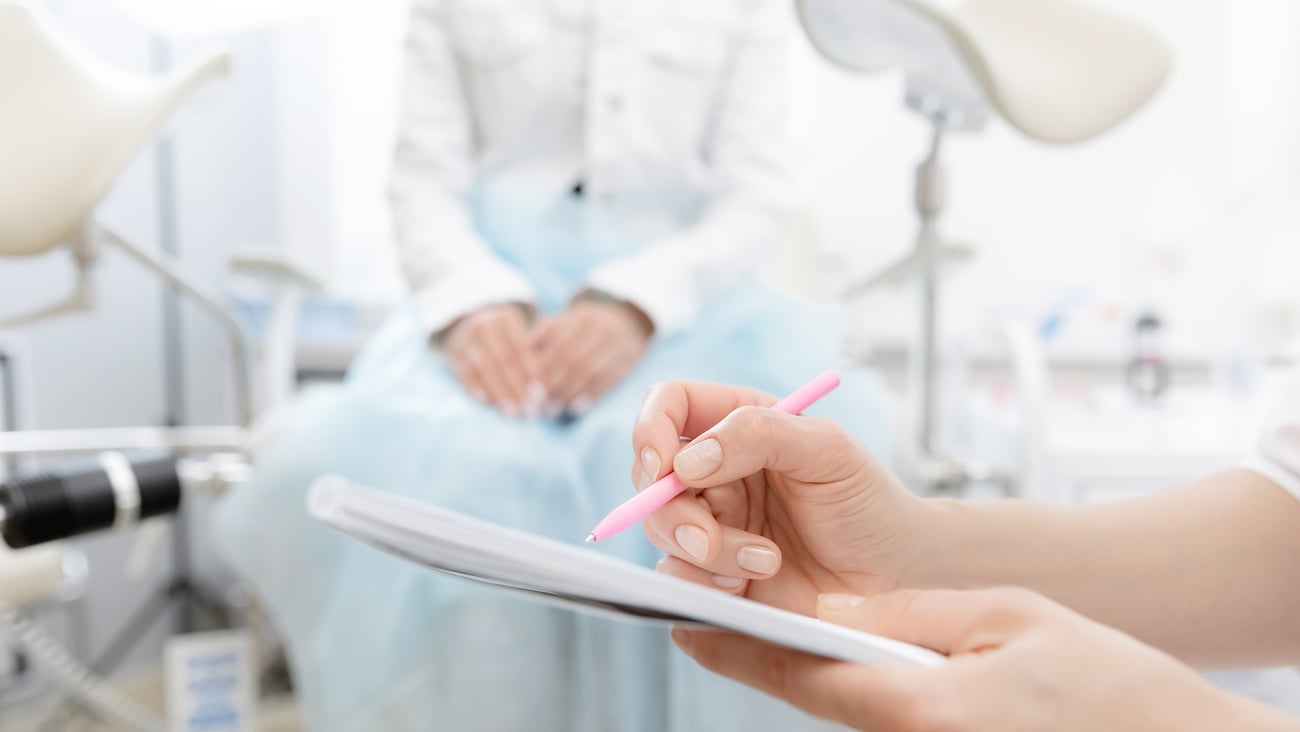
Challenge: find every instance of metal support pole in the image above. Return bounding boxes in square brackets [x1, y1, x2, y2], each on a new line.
[101, 228, 254, 428]
[1, 350, 17, 476]
[913, 123, 946, 454]
[906, 114, 1017, 497]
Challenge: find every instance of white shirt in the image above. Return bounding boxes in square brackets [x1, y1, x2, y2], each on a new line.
[389, 0, 792, 338]
[1242, 375, 1300, 500]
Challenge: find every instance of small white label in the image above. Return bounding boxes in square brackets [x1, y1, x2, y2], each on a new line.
[165, 630, 257, 732]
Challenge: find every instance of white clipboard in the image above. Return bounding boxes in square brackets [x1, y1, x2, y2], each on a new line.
[307, 475, 945, 668]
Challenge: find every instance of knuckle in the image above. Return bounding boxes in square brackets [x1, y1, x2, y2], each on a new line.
[804, 416, 851, 446]
[634, 381, 684, 435]
[724, 405, 782, 465]
[632, 407, 659, 435]
[642, 383, 665, 404]
[989, 586, 1044, 610]
[880, 588, 925, 623]
[640, 382, 676, 413]
[798, 416, 859, 467]
[978, 587, 1049, 626]
[727, 405, 771, 436]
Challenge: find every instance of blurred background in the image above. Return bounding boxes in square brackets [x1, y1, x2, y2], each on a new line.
[1, 0, 1298, 728]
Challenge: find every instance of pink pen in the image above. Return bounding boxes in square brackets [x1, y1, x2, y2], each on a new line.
[585, 371, 841, 543]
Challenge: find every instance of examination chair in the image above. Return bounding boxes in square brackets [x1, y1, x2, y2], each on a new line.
[797, 0, 1172, 497]
[0, 4, 309, 728]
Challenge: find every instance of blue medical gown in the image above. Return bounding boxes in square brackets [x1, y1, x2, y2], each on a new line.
[214, 197, 893, 731]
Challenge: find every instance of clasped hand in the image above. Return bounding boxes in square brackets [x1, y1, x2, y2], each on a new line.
[443, 300, 652, 418]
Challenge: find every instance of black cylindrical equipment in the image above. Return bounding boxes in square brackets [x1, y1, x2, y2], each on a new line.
[0, 456, 181, 549]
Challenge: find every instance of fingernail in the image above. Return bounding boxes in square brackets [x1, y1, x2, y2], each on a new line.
[712, 575, 744, 589]
[641, 447, 661, 480]
[818, 593, 866, 610]
[634, 465, 652, 491]
[737, 546, 779, 575]
[674, 438, 722, 480]
[570, 395, 594, 415]
[674, 525, 709, 562]
[656, 556, 669, 572]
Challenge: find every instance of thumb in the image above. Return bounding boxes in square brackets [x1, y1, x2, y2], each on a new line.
[816, 587, 1056, 656]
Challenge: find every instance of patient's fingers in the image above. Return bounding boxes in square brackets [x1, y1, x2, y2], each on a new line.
[547, 330, 607, 406]
[498, 311, 543, 407]
[536, 317, 586, 394]
[463, 341, 520, 417]
[565, 346, 634, 410]
[480, 323, 531, 410]
[449, 358, 487, 404]
[445, 305, 539, 417]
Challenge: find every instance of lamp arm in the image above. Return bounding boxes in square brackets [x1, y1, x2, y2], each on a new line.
[100, 226, 253, 427]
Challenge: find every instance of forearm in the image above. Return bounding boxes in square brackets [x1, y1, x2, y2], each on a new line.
[1217, 691, 1300, 731]
[1159, 670, 1300, 731]
[908, 469, 1300, 666]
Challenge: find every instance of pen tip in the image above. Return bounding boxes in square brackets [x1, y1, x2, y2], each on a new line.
[584, 533, 596, 544]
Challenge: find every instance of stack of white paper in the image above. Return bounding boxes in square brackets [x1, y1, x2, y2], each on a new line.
[307, 475, 945, 668]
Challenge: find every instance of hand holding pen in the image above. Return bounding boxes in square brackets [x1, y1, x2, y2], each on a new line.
[587, 372, 842, 544]
[615, 371, 919, 599]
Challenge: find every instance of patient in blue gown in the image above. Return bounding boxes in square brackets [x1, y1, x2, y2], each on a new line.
[215, 1, 892, 729]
